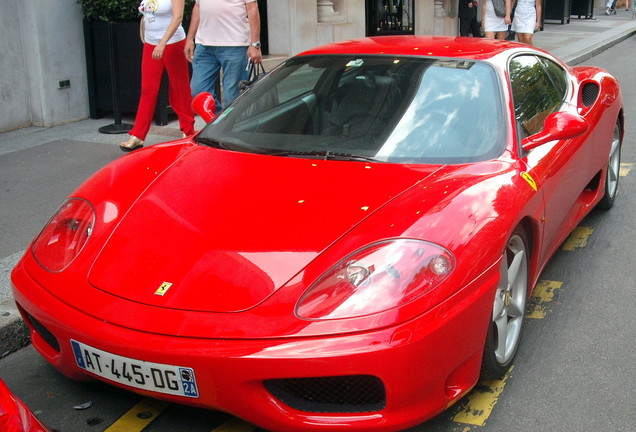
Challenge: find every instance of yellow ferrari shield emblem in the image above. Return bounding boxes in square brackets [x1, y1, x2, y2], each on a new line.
[154, 282, 173, 296]
[521, 172, 537, 191]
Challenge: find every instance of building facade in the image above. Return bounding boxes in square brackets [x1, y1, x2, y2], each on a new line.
[1, 0, 467, 133]
[265, 1, 458, 58]
[1, 0, 605, 133]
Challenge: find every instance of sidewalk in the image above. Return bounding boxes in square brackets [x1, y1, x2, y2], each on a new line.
[535, 7, 636, 64]
[1, 7, 636, 357]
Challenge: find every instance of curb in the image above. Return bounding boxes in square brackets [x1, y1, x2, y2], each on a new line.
[0, 299, 30, 358]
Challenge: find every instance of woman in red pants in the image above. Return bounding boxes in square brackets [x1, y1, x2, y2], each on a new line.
[121, 0, 195, 152]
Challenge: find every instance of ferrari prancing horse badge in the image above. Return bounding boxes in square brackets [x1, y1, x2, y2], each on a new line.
[154, 282, 173, 296]
[521, 172, 537, 191]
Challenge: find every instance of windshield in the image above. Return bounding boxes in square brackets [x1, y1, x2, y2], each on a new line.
[196, 55, 506, 164]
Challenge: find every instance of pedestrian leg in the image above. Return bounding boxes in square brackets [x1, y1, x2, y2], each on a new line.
[217, 46, 249, 108]
[190, 44, 222, 106]
[129, 43, 165, 141]
[163, 40, 195, 136]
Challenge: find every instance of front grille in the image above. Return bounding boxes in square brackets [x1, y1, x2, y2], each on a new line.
[264, 375, 386, 413]
[22, 308, 60, 352]
[581, 82, 599, 107]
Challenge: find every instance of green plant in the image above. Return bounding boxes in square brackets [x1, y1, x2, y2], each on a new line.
[78, 0, 195, 21]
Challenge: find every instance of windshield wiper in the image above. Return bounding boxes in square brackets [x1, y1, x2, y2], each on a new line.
[269, 150, 382, 162]
[194, 137, 267, 154]
[194, 137, 235, 150]
[195, 141, 381, 161]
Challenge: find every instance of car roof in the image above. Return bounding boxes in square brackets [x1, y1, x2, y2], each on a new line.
[297, 35, 536, 62]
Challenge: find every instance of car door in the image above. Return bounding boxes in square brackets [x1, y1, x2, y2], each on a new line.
[510, 54, 592, 263]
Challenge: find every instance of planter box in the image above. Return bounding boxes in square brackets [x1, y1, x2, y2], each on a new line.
[544, 0, 572, 24]
[83, 20, 172, 125]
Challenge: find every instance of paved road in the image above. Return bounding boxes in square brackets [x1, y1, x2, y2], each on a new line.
[1, 36, 636, 432]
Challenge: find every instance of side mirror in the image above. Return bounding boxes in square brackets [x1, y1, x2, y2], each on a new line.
[522, 111, 589, 151]
[191, 92, 217, 124]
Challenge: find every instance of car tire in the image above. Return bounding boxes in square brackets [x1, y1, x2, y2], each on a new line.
[596, 121, 622, 210]
[480, 226, 529, 380]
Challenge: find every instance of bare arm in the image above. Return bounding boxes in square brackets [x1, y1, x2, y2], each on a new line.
[505, 0, 513, 25]
[246, 1, 262, 64]
[152, 0, 185, 60]
[184, 2, 200, 62]
[139, 18, 145, 44]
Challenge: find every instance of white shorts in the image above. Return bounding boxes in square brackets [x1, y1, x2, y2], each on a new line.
[511, 3, 537, 34]
[484, 1, 509, 32]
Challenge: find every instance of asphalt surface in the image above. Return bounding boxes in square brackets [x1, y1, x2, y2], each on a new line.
[1, 7, 636, 358]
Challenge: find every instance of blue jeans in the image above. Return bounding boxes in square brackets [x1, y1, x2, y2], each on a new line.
[190, 45, 249, 111]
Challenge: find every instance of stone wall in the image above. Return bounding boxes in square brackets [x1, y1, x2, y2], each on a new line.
[0, 0, 88, 132]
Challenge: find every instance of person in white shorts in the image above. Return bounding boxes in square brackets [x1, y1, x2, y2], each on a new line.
[511, 0, 542, 45]
[482, 0, 512, 39]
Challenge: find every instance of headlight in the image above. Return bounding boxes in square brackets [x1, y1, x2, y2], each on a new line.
[296, 239, 455, 320]
[32, 198, 95, 273]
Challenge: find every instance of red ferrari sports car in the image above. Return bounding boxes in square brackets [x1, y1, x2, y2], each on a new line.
[12, 36, 623, 432]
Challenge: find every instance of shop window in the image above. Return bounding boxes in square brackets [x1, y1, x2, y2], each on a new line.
[366, 0, 415, 36]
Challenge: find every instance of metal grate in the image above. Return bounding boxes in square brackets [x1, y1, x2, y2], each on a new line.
[581, 82, 599, 107]
[264, 375, 386, 413]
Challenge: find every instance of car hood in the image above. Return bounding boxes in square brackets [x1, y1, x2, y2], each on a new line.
[88, 146, 441, 312]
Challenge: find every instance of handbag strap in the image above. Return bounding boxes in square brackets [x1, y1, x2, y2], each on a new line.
[248, 62, 267, 81]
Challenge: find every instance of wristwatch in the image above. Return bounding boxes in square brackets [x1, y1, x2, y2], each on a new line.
[251, 41, 261, 49]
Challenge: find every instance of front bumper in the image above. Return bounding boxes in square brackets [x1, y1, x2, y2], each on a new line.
[11, 258, 498, 432]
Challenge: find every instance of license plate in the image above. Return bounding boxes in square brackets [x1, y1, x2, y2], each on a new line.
[70, 340, 198, 398]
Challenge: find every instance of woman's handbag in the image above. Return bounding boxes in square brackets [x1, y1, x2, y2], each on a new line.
[492, 0, 507, 17]
[238, 62, 267, 95]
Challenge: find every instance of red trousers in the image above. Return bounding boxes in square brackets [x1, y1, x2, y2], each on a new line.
[129, 39, 195, 141]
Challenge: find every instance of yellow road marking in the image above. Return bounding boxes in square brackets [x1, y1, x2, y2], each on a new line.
[105, 398, 169, 432]
[527, 280, 563, 319]
[620, 163, 632, 176]
[562, 226, 593, 251]
[211, 418, 257, 432]
[452, 367, 514, 426]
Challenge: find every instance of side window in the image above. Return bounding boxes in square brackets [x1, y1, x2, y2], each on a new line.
[509, 55, 566, 136]
[539, 57, 569, 100]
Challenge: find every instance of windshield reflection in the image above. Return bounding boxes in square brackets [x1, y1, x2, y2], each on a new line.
[197, 55, 506, 164]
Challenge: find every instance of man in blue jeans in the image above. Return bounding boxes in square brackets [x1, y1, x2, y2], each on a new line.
[185, 0, 262, 112]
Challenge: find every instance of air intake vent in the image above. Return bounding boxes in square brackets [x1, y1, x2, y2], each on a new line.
[264, 375, 386, 413]
[581, 82, 599, 107]
[21, 308, 60, 352]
